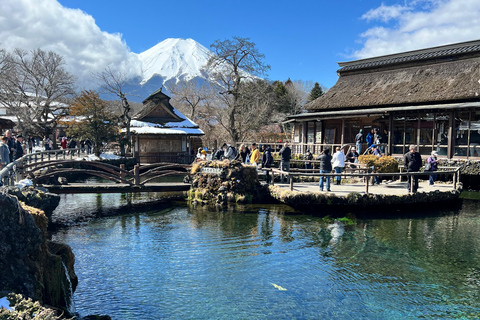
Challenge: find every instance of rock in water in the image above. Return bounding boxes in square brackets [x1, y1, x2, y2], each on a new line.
[0, 192, 77, 315]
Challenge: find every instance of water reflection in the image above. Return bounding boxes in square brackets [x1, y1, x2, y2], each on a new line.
[52, 198, 480, 320]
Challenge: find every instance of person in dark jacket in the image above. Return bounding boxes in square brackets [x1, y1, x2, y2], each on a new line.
[404, 145, 422, 192]
[213, 148, 224, 160]
[317, 149, 332, 191]
[346, 146, 359, 168]
[366, 129, 374, 147]
[14, 135, 24, 160]
[262, 145, 273, 184]
[278, 142, 291, 183]
[355, 129, 364, 154]
[427, 151, 439, 185]
[304, 149, 313, 170]
[4, 130, 15, 162]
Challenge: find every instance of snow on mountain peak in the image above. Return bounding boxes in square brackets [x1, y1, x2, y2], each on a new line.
[138, 38, 212, 85]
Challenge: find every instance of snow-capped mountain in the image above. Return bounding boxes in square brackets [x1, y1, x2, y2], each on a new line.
[138, 38, 211, 85]
[101, 38, 213, 102]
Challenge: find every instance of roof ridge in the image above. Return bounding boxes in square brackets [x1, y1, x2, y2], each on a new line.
[338, 39, 480, 71]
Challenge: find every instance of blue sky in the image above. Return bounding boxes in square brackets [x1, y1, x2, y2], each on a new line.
[3, 0, 480, 89]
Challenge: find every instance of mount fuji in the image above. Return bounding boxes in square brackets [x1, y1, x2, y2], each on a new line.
[102, 38, 213, 102]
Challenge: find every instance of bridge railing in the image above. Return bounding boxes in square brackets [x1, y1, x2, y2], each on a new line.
[270, 167, 462, 194]
[0, 148, 88, 186]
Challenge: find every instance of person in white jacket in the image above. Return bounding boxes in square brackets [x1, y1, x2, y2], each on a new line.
[331, 147, 346, 185]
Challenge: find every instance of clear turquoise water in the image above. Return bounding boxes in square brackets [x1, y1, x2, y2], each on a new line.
[52, 198, 480, 320]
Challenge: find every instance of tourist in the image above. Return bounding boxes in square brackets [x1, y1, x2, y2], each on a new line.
[213, 147, 224, 161]
[4, 130, 15, 162]
[383, 129, 389, 155]
[238, 144, 250, 163]
[222, 143, 237, 161]
[279, 142, 291, 183]
[404, 145, 422, 193]
[355, 129, 364, 154]
[67, 138, 77, 155]
[250, 143, 260, 166]
[427, 151, 439, 185]
[85, 140, 92, 154]
[14, 135, 24, 160]
[370, 145, 382, 184]
[317, 149, 332, 191]
[27, 136, 33, 154]
[61, 136, 67, 149]
[44, 136, 51, 151]
[366, 129, 374, 147]
[304, 149, 313, 170]
[0, 136, 10, 168]
[331, 147, 346, 185]
[262, 145, 273, 184]
[196, 147, 206, 161]
[346, 146, 359, 168]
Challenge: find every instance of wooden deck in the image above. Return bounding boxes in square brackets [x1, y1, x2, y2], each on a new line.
[42, 182, 191, 194]
[274, 180, 455, 197]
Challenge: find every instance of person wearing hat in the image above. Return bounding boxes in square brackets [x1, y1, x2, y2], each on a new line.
[404, 145, 422, 193]
[14, 135, 24, 160]
[427, 151, 439, 185]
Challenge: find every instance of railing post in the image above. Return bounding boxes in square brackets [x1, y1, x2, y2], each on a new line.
[17, 160, 24, 181]
[410, 173, 414, 193]
[134, 165, 140, 185]
[453, 171, 457, 190]
[289, 175, 293, 191]
[365, 174, 369, 195]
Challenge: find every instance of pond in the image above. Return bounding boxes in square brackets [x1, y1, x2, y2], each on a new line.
[51, 195, 480, 319]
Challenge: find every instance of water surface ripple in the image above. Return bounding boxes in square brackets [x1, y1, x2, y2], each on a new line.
[52, 199, 480, 319]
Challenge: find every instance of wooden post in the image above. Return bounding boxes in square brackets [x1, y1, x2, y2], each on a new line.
[410, 173, 414, 193]
[289, 175, 293, 191]
[134, 165, 140, 186]
[17, 160, 24, 181]
[365, 174, 369, 195]
[453, 171, 457, 190]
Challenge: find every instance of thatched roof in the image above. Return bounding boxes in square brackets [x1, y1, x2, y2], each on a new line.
[307, 40, 480, 111]
[133, 89, 183, 123]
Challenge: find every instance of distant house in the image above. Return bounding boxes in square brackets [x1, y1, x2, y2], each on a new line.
[130, 89, 204, 163]
[287, 39, 480, 159]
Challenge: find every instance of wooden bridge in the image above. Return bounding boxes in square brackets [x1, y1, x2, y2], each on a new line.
[0, 148, 192, 194]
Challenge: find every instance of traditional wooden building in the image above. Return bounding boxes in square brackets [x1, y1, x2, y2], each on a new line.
[287, 39, 480, 159]
[130, 89, 204, 163]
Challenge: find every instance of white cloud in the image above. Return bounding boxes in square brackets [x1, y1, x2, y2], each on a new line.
[0, 0, 143, 89]
[354, 0, 480, 59]
[362, 3, 411, 23]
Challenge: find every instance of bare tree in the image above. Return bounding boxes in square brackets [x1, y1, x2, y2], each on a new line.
[205, 37, 270, 145]
[0, 48, 76, 143]
[170, 80, 208, 120]
[92, 67, 133, 156]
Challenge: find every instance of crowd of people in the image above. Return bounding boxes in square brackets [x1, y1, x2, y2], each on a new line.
[190, 138, 440, 193]
[0, 130, 96, 169]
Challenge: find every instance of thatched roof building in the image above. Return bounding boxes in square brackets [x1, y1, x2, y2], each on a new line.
[129, 88, 204, 164]
[288, 40, 480, 159]
[307, 40, 480, 111]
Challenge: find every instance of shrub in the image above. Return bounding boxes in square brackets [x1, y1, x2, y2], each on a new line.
[358, 155, 399, 173]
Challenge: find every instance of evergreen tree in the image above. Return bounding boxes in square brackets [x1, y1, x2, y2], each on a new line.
[308, 82, 324, 102]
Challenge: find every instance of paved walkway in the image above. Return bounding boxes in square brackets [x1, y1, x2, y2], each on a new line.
[275, 180, 455, 197]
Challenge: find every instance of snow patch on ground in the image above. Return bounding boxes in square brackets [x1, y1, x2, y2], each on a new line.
[75, 153, 121, 161]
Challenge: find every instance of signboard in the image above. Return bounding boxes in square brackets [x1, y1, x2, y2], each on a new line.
[200, 167, 223, 175]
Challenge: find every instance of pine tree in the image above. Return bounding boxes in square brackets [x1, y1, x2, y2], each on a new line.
[308, 82, 324, 102]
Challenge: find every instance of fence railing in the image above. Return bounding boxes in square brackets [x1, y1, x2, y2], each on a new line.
[270, 167, 461, 194]
[0, 148, 88, 186]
